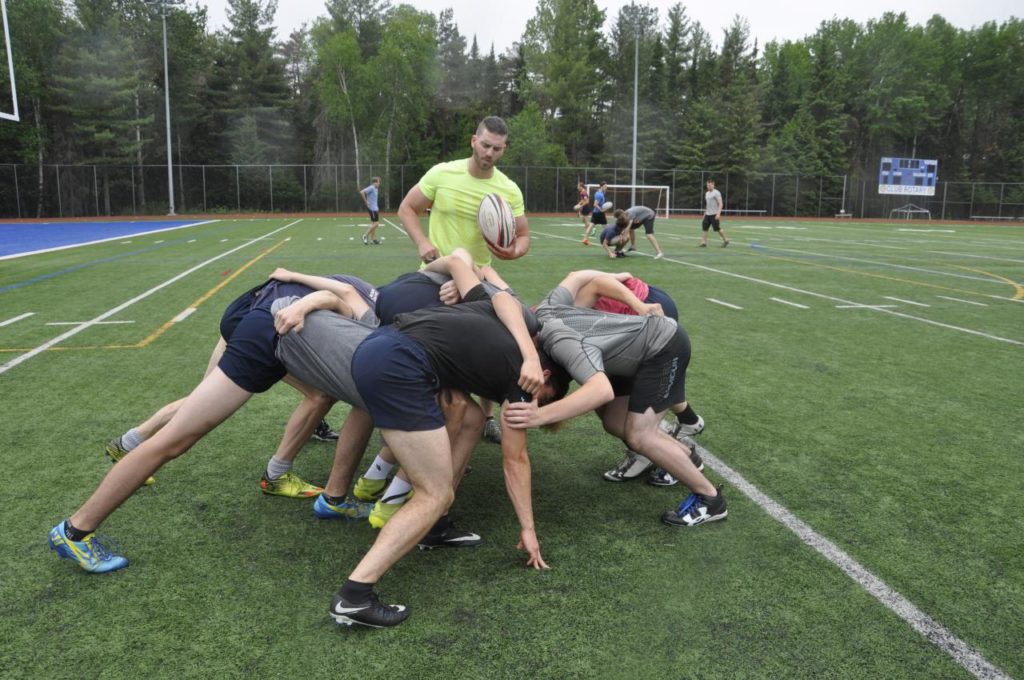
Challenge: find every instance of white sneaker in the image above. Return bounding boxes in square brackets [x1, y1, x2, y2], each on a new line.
[603, 449, 653, 482]
[659, 415, 705, 439]
[654, 252, 664, 260]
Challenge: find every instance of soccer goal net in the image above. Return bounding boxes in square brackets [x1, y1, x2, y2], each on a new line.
[586, 184, 670, 218]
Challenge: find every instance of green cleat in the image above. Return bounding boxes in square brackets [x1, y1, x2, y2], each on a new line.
[352, 476, 387, 502]
[368, 491, 412, 529]
[105, 438, 155, 486]
[260, 472, 323, 498]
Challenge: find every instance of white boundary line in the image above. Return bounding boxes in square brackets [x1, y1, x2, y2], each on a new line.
[0, 220, 220, 261]
[172, 308, 196, 323]
[0, 220, 301, 375]
[938, 295, 988, 307]
[884, 296, 930, 307]
[706, 298, 743, 310]
[769, 297, 809, 309]
[46, 320, 135, 326]
[696, 442, 1011, 680]
[0, 312, 33, 327]
[532, 230, 1023, 347]
[382, 216, 408, 236]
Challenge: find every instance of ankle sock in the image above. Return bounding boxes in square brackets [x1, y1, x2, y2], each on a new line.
[364, 455, 395, 481]
[63, 519, 91, 541]
[264, 456, 292, 481]
[677, 405, 699, 426]
[121, 428, 144, 452]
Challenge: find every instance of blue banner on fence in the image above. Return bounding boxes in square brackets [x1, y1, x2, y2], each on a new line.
[878, 157, 938, 196]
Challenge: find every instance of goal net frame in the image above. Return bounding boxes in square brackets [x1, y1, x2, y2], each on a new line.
[586, 184, 670, 219]
[889, 203, 931, 220]
[0, 0, 18, 122]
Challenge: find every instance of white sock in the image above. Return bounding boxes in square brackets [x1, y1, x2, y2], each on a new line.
[363, 455, 395, 480]
[265, 456, 292, 481]
[380, 477, 412, 504]
[120, 428, 145, 452]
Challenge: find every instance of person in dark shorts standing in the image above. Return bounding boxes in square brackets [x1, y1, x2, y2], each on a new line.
[360, 176, 382, 245]
[700, 179, 729, 247]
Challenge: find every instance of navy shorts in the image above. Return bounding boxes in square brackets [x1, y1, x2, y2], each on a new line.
[702, 215, 721, 231]
[351, 327, 444, 431]
[368, 209, 380, 222]
[217, 308, 286, 393]
[645, 285, 678, 321]
[219, 282, 271, 340]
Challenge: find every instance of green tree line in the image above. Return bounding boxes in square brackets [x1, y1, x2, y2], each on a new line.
[1, 0, 1021, 215]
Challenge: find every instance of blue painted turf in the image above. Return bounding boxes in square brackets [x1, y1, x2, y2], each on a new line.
[0, 220, 206, 257]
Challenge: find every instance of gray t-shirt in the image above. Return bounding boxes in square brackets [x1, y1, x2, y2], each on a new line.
[272, 297, 379, 409]
[535, 286, 678, 385]
[626, 205, 656, 223]
[705, 189, 722, 215]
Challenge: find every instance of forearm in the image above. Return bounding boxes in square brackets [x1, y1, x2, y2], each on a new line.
[296, 290, 354, 318]
[587, 276, 647, 314]
[493, 291, 539, 364]
[535, 374, 614, 425]
[398, 201, 430, 249]
[502, 439, 536, 533]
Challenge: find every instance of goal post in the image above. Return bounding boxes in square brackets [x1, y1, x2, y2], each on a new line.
[0, 0, 19, 122]
[586, 184, 670, 219]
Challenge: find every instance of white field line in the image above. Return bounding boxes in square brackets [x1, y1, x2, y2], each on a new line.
[937, 295, 988, 307]
[884, 296, 930, 307]
[46, 320, 135, 326]
[928, 251, 1024, 265]
[0, 220, 219, 261]
[770, 297, 809, 309]
[532, 230, 1024, 346]
[707, 298, 743, 310]
[899, 228, 955, 233]
[695, 442, 1012, 680]
[382, 216, 409, 236]
[0, 220, 301, 376]
[836, 304, 897, 309]
[0, 312, 34, 327]
[172, 308, 196, 323]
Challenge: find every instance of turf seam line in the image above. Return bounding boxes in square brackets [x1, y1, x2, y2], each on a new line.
[696, 443, 1012, 680]
[530, 230, 1023, 346]
[0, 219, 302, 376]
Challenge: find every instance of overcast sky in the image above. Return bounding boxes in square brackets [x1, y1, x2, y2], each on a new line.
[202, 0, 1019, 51]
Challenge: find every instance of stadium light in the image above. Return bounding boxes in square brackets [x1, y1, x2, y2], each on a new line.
[146, 0, 184, 216]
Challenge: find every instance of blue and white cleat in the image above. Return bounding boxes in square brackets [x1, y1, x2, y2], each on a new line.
[313, 495, 374, 520]
[48, 521, 128, 573]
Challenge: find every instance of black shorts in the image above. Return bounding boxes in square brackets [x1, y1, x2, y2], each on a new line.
[217, 308, 286, 393]
[367, 209, 380, 222]
[630, 217, 655, 235]
[626, 327, 690, 414]
[580, 204, 593, 216]
[592, 209, 607, 225]
[351, 327, 444, 431]
[702, 215, 721, 231]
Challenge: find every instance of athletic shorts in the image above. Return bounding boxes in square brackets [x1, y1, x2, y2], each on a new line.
[217, 308, 286, 393]
[367, 209, 380, 222]
[580, 204, 593, 216]
[702, 215, 721, 231]
[631, 217, 656, 234]
[625, 327, 690, 414]
[350, 327, 444, 431]
[219, 282, 272, 340]
[645, 285, 678, 322]
[592, 209, 608, 225]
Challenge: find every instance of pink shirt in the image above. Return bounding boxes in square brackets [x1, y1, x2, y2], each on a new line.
[592, 277, 649, 315]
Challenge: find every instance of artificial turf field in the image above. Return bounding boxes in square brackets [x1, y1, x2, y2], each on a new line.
[1, 215, 1021, 679]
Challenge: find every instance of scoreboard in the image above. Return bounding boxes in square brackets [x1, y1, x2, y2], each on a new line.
[878, 157, 938, 196]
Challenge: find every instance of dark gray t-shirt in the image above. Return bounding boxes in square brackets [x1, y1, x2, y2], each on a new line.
[535, 286, 677, 385]
[272, 297, 379, 409]
[625, 205, 656, 223]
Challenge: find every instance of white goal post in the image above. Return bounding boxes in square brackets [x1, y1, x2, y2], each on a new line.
[0, 0, 19, 122]
[586, 184, 670, 219]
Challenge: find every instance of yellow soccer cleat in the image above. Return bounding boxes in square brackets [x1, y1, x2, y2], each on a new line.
[105, 438, 155, 486]
[259, 471, 323, 498]
[352, 476, 387, 502]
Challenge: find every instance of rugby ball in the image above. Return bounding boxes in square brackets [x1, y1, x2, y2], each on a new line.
[478, 193, 516, 249]
[602, 201, 613, 211]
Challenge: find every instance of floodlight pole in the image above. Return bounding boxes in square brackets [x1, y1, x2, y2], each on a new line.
[630, 5, 639, 208]
[148, 0, 179, 216]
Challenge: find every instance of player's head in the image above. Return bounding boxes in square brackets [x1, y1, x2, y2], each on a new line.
[613, 209, 629, 230]
[599, 182, 608, 190]
[372, 176, 381, 186]
[706, 179, 715, 189]
[471, 116, 509, 172]
[577, 181, 585, 191]
[535, 345, 571, 407]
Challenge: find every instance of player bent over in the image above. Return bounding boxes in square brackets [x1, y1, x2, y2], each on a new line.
[47, 276, 376, 573]
[505, 270, 727, 528]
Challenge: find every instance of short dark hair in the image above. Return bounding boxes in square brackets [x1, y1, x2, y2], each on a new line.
[477, 116, 508, 137]
[538, 348, 571, 405]
[707, 178, 715, 185]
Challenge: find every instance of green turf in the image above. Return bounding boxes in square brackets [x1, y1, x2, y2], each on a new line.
[1, 216, 1021, 678]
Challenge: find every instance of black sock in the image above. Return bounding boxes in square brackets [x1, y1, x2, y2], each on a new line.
[677, 405, 699, 426]
[63, 519, 91, 541]
[322, 493, 345, 506]
[340, 579, 375, 604]
[428, 514, 451, 535]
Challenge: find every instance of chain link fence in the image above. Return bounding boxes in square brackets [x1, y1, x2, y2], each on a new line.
[1, 163, 1021, 221]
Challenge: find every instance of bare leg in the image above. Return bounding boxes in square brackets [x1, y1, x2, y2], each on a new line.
[274, 375, 334, 464]
[646, 233, 663, 256]
[323, 408, 376, 498]
[348, 428, 454, 584]
[71, 368, 252, 531]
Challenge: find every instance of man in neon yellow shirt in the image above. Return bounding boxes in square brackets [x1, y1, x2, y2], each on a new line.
[398, 116, 530, 265]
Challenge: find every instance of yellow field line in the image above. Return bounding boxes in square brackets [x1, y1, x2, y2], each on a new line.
[0, 239, 288, 353]
[765, 254, 1007, 299]
[953, 265, 1024, 300]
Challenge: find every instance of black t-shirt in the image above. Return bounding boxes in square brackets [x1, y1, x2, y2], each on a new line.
[393, 286, 536, 404]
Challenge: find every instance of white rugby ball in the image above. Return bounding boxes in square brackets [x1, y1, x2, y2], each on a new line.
[478, 193, 516, 249]
[602, 201, 613, 211]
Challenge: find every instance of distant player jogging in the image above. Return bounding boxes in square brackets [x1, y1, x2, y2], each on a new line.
[360, 176, 382, 245]
[700, 179, 729, 247]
